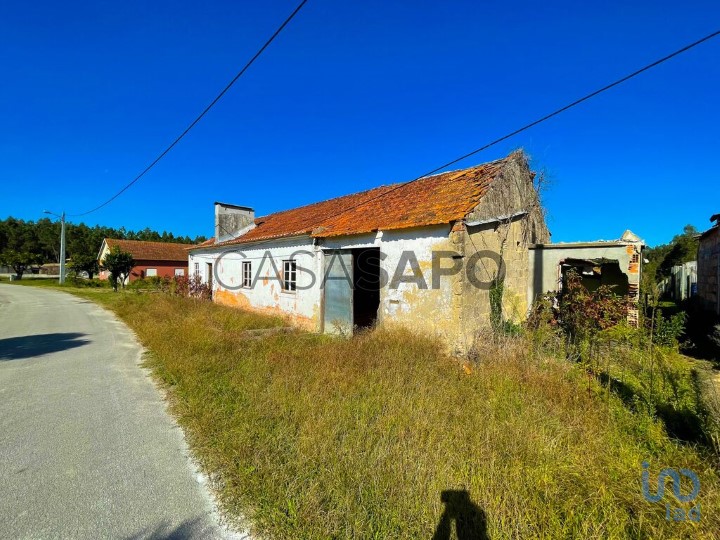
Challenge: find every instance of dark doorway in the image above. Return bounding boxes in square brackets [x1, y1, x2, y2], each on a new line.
[352, 247, 381, 329]
[206, 262, 213, 297]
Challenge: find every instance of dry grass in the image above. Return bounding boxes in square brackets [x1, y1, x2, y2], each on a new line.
[51, 289, 720, 538]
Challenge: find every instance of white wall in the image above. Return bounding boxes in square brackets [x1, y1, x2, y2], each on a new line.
[189, 224, 455, 334]
[190, 236, 320, 325]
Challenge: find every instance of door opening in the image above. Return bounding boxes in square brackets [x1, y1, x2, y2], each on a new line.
[206, 262, 213, 296]
[352, 247, 381, 329]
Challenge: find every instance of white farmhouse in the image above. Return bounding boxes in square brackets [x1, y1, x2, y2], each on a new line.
[188, 151, 549, 350]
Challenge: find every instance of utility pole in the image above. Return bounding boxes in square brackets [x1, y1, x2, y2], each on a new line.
[44, 210, 66, 284]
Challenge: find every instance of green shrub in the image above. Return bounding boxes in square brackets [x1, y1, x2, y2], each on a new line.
[653, 309, 687, 348]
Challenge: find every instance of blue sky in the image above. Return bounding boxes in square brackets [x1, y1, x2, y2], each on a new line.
[1, 1, 718, 246]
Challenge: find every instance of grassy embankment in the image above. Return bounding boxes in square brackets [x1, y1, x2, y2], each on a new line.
[5, 279, 720, 538]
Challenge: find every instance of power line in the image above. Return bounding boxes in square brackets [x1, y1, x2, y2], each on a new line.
[314, 28, 720, 226]
[70, 0, 308, 218]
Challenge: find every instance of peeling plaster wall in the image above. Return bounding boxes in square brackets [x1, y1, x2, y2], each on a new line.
[457, 154, 550, 350]
[189, 237, 321, 330]
[320, 225, 457, 341]
[190, 225, 459, 339]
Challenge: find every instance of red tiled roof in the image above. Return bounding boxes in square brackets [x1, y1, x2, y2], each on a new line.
[211, 154, 516, 247]
[104, 239, 195, 261]
[197, 237, 215, 247]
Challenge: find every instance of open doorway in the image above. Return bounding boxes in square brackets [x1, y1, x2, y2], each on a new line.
[560, 258, 629, 296]
[352, 247, 381, 329]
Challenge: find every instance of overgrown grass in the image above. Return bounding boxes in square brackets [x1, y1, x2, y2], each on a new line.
[9, 283, 720, 538]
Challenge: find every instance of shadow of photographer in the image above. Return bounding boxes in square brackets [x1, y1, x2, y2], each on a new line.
[432, 489, 489, 540]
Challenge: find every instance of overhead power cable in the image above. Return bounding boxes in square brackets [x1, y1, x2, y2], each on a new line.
[314, 28, 720, 225]
[70, 0, 308, 218]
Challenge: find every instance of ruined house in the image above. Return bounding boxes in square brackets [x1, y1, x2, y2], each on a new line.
[527, 230, 645, 326]
[697, 214, 720, 315]
[188, 151, 549, 350]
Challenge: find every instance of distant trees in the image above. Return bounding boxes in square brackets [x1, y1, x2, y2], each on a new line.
[0, 250, 44, 279]
[102, 247, 135, 291]
[643, 224, 700, 286]
[0, 217, 207, 277]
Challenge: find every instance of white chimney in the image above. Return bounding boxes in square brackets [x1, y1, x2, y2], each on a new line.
[214, 202, 255, 242]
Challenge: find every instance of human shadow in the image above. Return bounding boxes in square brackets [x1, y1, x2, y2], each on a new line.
[0, 332, 89, 361]
[122, 517, 219, 540]
[432, 489, 490, 540]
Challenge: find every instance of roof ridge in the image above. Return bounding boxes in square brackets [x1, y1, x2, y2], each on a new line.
[254, 182, 402, 221]
[253, 158, 509, 222]
[106, 237, 196, 246]
[205, 152, 521, 247]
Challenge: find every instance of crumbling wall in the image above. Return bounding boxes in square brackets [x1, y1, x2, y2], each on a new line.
[528, 243, 643, 326]
[457, 152, 550, 350]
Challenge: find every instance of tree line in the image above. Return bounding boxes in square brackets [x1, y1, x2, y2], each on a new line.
[0, 216, 207, 278]
[642, 224, 699, 287]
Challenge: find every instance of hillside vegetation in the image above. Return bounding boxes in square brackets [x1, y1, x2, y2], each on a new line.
[46, 287, 720, 539]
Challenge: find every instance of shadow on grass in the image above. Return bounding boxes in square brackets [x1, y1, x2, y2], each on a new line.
[0, 332, 89, 361]
[597, 372, 708, 446]
[432, 490, 490, 540]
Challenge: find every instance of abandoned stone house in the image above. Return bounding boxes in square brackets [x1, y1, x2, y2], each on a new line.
[697, 213, 720, 315]
[188, 150, 549, 350]
[527, 230, 645, 326]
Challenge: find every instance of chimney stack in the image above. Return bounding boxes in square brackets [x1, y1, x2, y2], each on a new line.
[214, 202, 255, 242]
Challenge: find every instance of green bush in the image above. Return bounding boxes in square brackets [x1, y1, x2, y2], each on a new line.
[653, 309, 686, 348]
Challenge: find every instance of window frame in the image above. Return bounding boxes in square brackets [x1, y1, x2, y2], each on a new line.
[145, 268, 157, 277]
[242, 261, 252, 288]
[282, 259, 297, 292]
[194, 262, 200, 276]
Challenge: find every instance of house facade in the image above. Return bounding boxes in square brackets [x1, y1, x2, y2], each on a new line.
[98, 238, 194, 282]
[189, 151, 549, 350]
[697, 214, 720, 315]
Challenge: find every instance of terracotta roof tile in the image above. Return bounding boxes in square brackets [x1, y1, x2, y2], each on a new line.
[104, 239, 195, 261]
[197, 237, 216, 247]
[211, 154, 514, 247]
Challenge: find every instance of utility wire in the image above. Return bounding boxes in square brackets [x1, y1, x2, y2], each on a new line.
[70, 0, 308, 218]
[314, 28, 720, 226]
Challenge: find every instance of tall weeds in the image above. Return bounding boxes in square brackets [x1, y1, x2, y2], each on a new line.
[71, 291, 720, 539]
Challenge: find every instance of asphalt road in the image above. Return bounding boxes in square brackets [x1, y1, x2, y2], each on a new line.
[0, 284, 242, 540]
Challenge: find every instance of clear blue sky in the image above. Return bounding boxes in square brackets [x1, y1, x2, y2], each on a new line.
[1, 1, 718, 246]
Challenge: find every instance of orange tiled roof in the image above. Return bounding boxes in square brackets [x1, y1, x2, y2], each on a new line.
[213, 154, 514, 247]
[197, 237, 216, 247]
[104, 239, 195, 261]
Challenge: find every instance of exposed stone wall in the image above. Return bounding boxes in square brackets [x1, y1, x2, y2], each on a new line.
[456, 152, 550, 351]
[697, 227, 720, 315]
